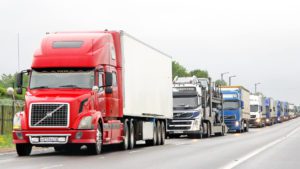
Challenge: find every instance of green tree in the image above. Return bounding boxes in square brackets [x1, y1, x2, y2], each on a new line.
[190, 69, 209, 78]
[215, 79, 227, 86]
[172, 61, 189, 79]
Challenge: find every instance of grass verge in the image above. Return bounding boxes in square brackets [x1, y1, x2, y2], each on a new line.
[0, 134, 14, 148]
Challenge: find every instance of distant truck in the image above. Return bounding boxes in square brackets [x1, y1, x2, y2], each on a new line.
[283, 102, 289, 121]
[166, 76, 226, 138]
[11, 30, 173, 156]
[274, 100, 283, 123]
[265, 97, 276, 125]
[249, 94, 266, 127]
[220, 86, 250, 132]
[288, 103, 296, 119]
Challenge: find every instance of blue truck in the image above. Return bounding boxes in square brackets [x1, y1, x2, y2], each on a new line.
[265, 97, 276, 125]
[221, 86, 250, 132]
[275, 100, 282, 123]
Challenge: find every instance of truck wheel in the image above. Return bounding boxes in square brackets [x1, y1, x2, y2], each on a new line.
[244, 122, 249, 132]
[202, 123, 208, 138]
[129, 120, 135, 149]
[160, 121, 166, 145]
[121, 120, 129, 150]
[146, 121, 157, 146]
[16, 144, 32, 156]
[156, 121, 162, 145]
[207, 124, 211, 138]
[87, 125, 102, 155]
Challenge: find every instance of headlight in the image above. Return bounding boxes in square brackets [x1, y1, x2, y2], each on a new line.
[192, 111, 200, 118]
[266, 119, 270, 122]
[13, 112, 22, 130]
[256, 118, 261, 122]
[235, 121, 239, 127]
[78, 116, 93, 129]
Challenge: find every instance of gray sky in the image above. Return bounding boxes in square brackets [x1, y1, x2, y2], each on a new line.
[1, 0, 300, 104]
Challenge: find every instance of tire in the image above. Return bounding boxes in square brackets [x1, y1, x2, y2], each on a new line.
[129, 120, 135, 149]
[16, 144, 32, 156]
[87, 125, 102, 155]
[244, 121, 249, 132]
[146, 121, 157, 146]
[121, 120, 129, 150]
[207, 124, 211, 138]
[203, 123, 208, 138]
[160, 121, 166, 145]
[156, 121, 162, 145]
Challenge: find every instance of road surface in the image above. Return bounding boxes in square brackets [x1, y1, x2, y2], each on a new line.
[1, 118, 300, 169]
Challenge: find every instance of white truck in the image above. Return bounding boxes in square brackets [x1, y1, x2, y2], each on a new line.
[249, 93, 266, 127]
[288, 103, 296, 119]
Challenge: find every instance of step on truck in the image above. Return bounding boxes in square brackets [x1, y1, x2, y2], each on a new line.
[220, 86, 250, 133]
[249, 93, 266, 128]
[166, 76, 226, 138]
[10, 30, 173, 156]
[265, 97, 276, 125]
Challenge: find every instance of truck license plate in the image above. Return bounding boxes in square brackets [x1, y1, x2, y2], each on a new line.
[31, 136, 67, 143]
[173, 131, 183, 134]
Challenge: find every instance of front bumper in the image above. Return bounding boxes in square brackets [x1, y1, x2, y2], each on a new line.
[13, 129, 96, 145]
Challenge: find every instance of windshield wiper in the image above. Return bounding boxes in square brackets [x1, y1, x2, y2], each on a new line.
[59, 85, 84, 89]
[31, 86, 49, 89]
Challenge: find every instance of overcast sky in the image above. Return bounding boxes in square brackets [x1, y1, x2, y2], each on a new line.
[1, 0, 300, 104]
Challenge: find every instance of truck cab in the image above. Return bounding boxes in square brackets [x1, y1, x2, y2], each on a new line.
[221, 86, 250, 133]
[274, 100, 282, 123]
[265, 97, 276, 125]
[249, 94, 266, 127]
[167, 76, 226, 138]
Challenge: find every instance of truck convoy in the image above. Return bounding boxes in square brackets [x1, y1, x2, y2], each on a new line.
[265, 97, 276, 125]
[220, 86, 250, 132]
[166, 76, 226, 138]
[12, 30, 173, 156]
[249, 93, 266, 127]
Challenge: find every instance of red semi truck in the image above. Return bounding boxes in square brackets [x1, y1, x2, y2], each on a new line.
[12, 30, 173, 156]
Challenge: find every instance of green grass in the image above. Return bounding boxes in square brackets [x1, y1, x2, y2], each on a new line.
[0, 134, 14, 148]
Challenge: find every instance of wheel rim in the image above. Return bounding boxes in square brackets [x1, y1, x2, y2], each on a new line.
[124, 123, 129, 149]
[130, 122, 134, 148]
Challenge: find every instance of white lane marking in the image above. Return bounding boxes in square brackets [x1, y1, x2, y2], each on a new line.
[220, 126, 300, 169]
[41, 164, 63, 169]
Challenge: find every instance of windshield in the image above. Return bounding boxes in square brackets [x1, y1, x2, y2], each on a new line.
[223, 101, 239, 110]
[173, 96, 199, 109]
[30, 69, 94, 89]
[250, 105, 259, 112]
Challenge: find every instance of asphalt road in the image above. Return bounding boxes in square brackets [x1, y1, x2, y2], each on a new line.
[1, 118, 300, 169]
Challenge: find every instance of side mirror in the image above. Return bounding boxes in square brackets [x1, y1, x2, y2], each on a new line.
[217, 104, 222, 110]
[105, 87, 113, 94]
[16, 72, 23, 88]
[105, 72, 113, 87]
[241, 101, 244, 109]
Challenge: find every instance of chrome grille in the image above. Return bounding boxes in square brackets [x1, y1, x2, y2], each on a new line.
[30, 103, 69, 127]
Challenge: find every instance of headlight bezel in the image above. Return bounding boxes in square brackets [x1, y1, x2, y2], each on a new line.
[13, 112, 23, 130]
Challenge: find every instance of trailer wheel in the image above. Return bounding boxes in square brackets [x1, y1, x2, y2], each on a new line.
[87, 125, 102, 155]
[156, 121, 162, 145]
[160, 121, 166, 145]
[121, 120, 129, 150]
[146, 121, 157, 146]
[129, 120, 135, 149]
[16, 144, 32, 156]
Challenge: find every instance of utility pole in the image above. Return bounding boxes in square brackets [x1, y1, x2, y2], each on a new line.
[255, 82, 261, 93]
[17, 33, 20, 72]
[229, 75, 236, 86]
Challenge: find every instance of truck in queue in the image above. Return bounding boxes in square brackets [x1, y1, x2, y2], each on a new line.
[283, 102, 289, 121]
[265, 97, 276, 125]
[274, 100, 283, 123]
[10, 30, 173, 156]
[220, 86, 250, 132]
[166, 76, 226, 138]
[288, 103, 296, 119]
[249, 93, 266, 127]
